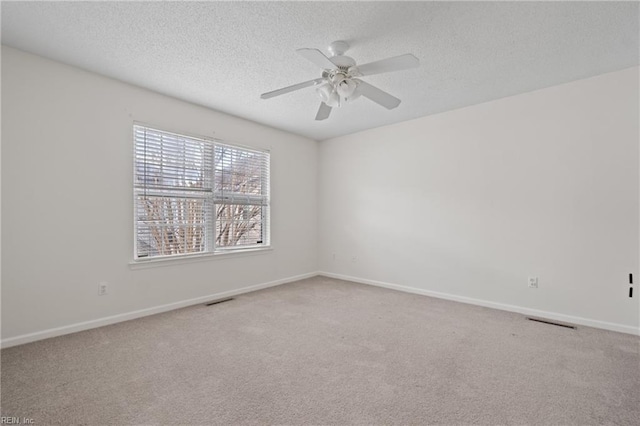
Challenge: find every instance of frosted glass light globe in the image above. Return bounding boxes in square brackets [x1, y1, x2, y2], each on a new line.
[316, 84, 333, 104]
[326, 90, 341, 108]
[336, 79, 357, 98]
[317, 83, 341, 108]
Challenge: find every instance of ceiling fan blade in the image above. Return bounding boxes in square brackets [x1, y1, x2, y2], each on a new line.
[356, 81, 401, 109]
[296, 48, 337, 70]
[315, 102, 332, 121]
[356, 54, 419, 77]
[261, 78, 325, 99]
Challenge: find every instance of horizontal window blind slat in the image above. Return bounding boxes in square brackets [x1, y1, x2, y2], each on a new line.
[134, 188, 212, 196]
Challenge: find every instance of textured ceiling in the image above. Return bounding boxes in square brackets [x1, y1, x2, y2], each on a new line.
[2, 2, 638, 141]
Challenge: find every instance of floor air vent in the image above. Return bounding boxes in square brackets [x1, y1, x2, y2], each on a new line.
[526, 317, 576, 329]
[205, 297, 234, 306]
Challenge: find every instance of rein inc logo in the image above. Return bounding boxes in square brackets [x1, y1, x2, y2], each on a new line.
[1, 418, 34, 425]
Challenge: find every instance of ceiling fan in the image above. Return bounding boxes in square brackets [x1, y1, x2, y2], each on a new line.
[260, 41, 419, 121]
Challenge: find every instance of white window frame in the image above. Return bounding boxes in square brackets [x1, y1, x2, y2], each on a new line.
[133, 124, 270, 262]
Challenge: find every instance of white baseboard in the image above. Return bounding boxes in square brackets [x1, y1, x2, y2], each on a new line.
[318, 271, 640, 336]
[4, 270, 637, 348]
[1, 272, 318, 349]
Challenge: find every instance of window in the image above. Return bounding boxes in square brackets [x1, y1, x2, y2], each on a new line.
[134, 125, 270, 260]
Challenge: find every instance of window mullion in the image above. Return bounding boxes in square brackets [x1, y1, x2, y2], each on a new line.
[208, 142, 216, 253]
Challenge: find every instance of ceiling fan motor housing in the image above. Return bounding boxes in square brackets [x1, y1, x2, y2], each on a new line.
[329, 55, 356, 69]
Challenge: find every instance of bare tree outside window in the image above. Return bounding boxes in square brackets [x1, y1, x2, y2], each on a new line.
[214, 145, 267, 248]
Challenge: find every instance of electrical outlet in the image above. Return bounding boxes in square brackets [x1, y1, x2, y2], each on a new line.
[99, 282, 109, 296]
[528, 277, 538, 289]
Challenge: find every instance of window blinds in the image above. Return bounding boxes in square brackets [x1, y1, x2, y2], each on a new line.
[134, 125, 270, 259]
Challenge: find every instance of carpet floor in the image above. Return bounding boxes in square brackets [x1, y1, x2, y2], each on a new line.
[1, 276, 639, 425]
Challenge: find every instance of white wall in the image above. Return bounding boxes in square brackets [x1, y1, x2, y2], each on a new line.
[1, 46, 318, 343]
[3, 45, 638, 344]
[319, 67, 640, 333]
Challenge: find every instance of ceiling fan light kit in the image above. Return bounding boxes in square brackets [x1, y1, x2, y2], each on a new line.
[260, 40, 419, 121]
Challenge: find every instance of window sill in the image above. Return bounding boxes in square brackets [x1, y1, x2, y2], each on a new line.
[129, 246, 273, 270]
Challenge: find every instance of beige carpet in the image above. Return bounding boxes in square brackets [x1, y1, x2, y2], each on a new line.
[1, 276, 639, 425]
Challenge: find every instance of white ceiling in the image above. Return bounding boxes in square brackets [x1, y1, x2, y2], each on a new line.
[2, 1, 638, 141]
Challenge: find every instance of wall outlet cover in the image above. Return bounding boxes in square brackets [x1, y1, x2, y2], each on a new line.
[99, 282, 109, 296]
